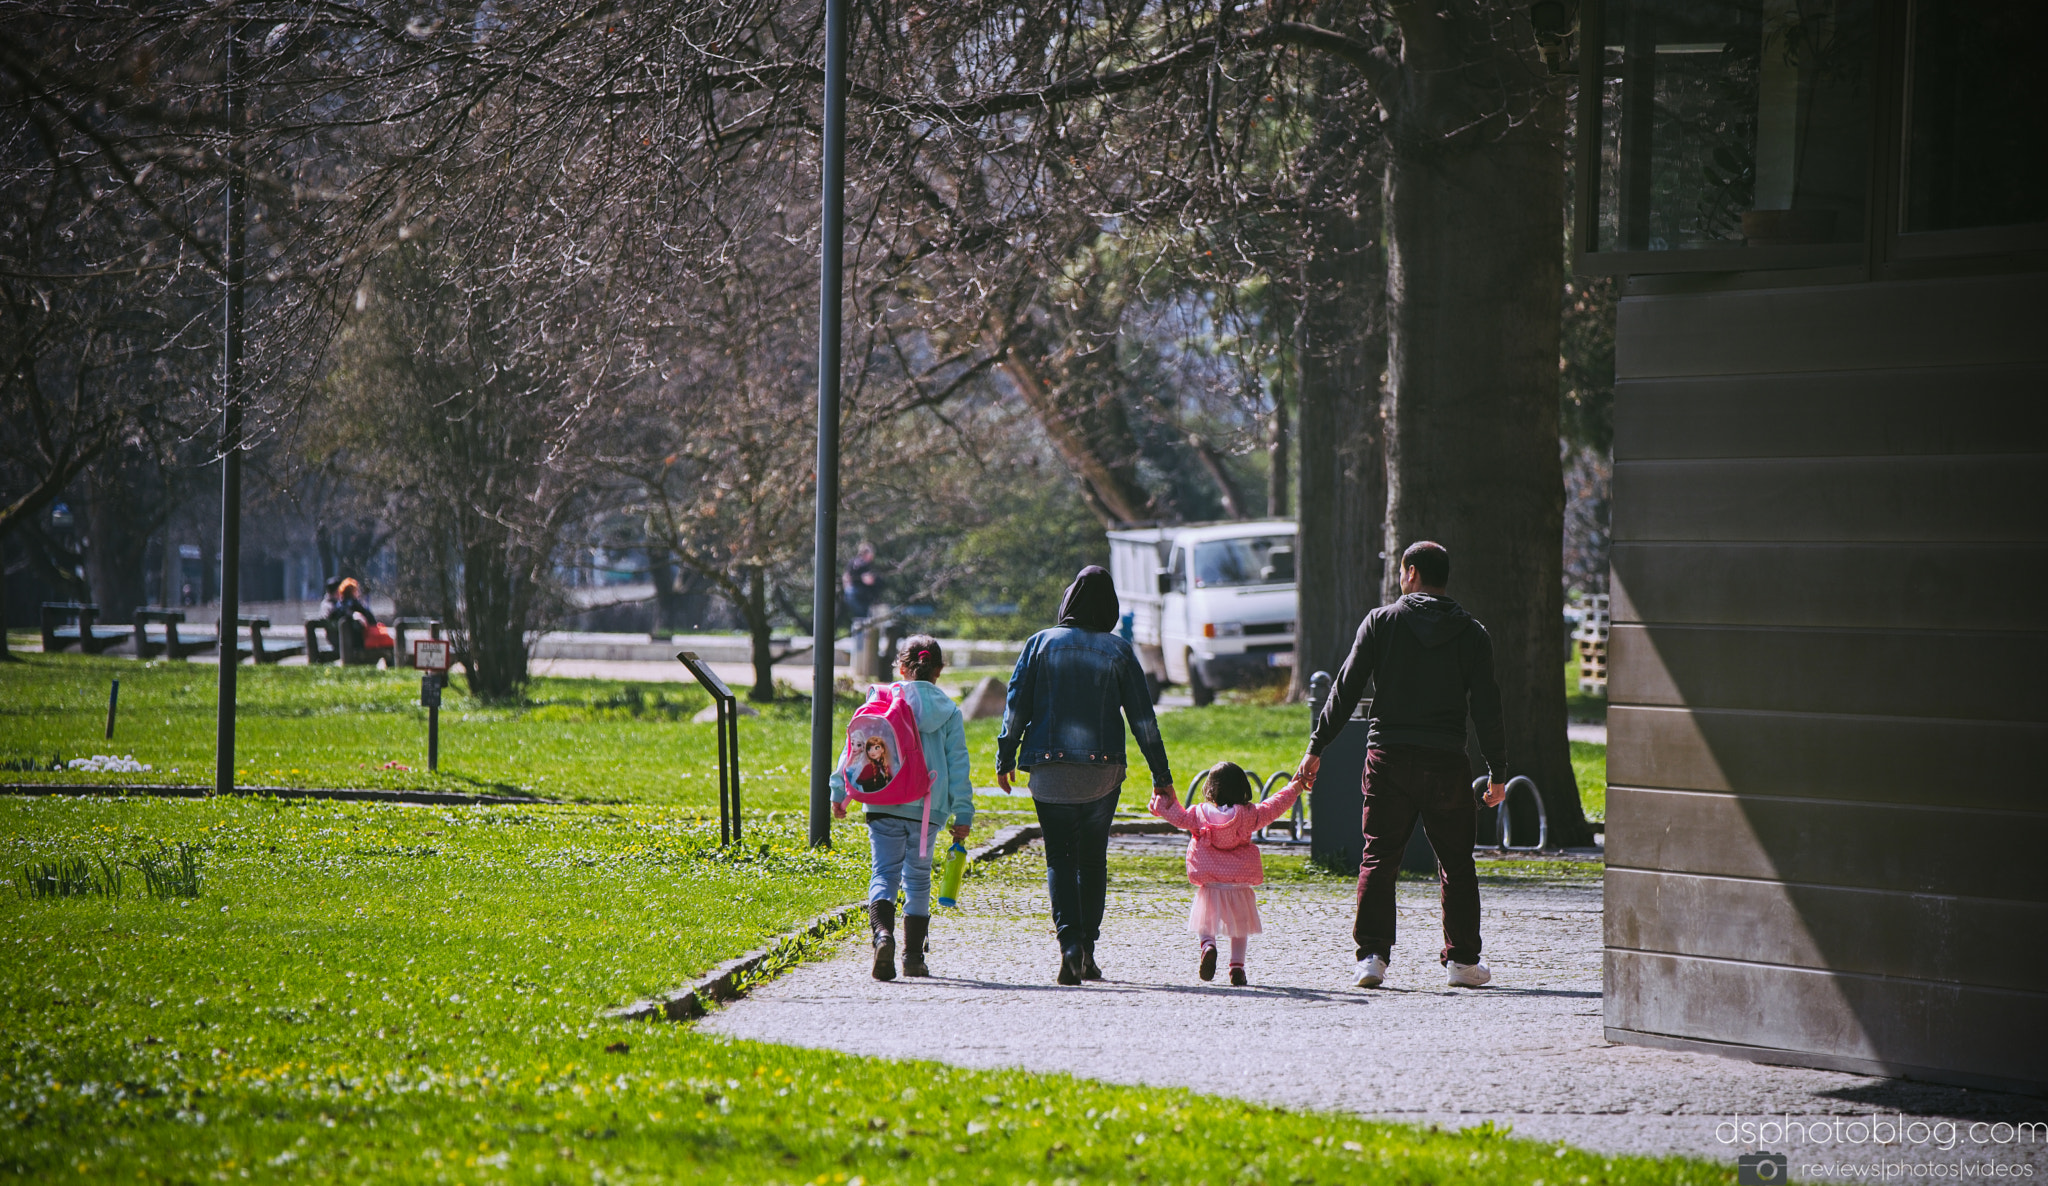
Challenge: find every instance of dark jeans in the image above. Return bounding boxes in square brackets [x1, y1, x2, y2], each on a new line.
[1354, 745, 1482, 966]
[1033, 790, 1121, 956]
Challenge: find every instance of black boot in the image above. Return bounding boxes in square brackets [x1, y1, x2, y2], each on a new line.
[901, 914, 930, 977]
[1081, 943, 1102, 981]
[869, 899, 897, 982]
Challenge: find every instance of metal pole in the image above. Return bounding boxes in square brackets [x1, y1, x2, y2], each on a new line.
[808, 0, 849, 849]
[214, 23, 247, 796]
[717, 696, 732, 846]
[105, 679, 119, 740]
[427, 702, 439, 771]
[729, 697, 743, 843]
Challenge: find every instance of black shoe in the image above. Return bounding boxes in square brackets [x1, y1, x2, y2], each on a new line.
[1057, 949, 1083, 985]
[1081, 944, 1102, 981]
[1199, 944, 1217, 982]
[869, 900, 897, 982]
[1229, 966, 1248, 987]
[901, 914, 930, 978]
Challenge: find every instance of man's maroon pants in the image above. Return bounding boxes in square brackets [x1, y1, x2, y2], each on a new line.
[1353, 744, 1483, 966]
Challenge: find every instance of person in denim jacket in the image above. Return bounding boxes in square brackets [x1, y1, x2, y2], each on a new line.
[997, 566, 1175, 985]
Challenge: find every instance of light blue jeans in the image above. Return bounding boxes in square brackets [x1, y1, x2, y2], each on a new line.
[867, 815, 941, 917]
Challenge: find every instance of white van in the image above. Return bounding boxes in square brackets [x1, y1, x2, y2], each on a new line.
[1105, 519, 1296, 706]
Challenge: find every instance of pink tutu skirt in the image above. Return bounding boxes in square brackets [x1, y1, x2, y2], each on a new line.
[1186, 884, 1262, 937]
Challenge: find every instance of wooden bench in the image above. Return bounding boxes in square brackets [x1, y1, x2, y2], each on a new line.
[235, 616, 305, 664]
[391, 618, 443, 667]
[133, 608, 217, 660]
[40, 603, 130, 654]
[303, 617, 340, 664]
[302, 615, 395, 666]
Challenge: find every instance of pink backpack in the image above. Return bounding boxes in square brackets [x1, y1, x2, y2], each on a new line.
[838, 683, 937, 854]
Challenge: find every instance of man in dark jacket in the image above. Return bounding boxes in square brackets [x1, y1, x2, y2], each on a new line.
[1296, 540, 1508, 989]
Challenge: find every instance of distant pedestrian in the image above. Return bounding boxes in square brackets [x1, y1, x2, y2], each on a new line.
[996, 565, 1174, 985]
[1297, 540, 1509, 990]
[843, 541, 879, 621]
[1149, 761, 1312, 986]
[832, 635, 974, 981]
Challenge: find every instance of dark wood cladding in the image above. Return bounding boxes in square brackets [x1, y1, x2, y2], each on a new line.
[1614, 365, 2048, 461]
[1611, 542, 2048, 632]
[1609, 623, 2047, 722]
[1605, 786, 2048, 901]
[1614, 455, 2046, 542]
[1613, 272, 2048, 376]
[1606, 270, 2048, 1092]
[1605, 868, 2048, 992]
[1606, 705, 2041, 811]
[1605, 951, 2046, 1094]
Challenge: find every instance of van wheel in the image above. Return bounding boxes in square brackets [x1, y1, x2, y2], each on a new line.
[1145, 671, 1163, 705]
[1187, 658, 1215, 707]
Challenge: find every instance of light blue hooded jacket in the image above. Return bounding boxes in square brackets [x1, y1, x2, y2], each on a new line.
[830, 680, 974, 830]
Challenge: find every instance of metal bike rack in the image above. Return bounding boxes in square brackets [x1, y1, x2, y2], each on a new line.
[1254, 770, 1303, 840]
[1473, 774, 1547, 852]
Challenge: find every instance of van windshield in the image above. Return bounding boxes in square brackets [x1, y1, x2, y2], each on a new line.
[1192, 536, 1295, 589]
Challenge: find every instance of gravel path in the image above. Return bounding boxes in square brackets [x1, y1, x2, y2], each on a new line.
[704, 844, 2045, 1178]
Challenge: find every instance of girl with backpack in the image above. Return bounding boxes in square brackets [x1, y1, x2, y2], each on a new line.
[1149, 761, 1312, 986]
[832, 634, 974, 981]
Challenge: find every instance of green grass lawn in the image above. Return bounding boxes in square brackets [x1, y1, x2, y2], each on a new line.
[1, 656, 1317, 815]
[0, 653, 1662, 1183]
[3, 655, 1611, 824]
[0, 793, 1725, 1186]
[1572, 740, 1607, 822]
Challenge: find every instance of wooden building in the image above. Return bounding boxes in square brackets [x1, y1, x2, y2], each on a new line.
[1576, 0, 2046, 1093]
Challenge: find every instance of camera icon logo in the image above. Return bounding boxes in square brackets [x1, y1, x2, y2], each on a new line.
[1738, 1152, 1790, 1184]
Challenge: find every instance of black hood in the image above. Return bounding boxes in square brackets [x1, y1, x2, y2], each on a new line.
[1398, 592, 1473, 649]
[1056, 566, 1120, 633]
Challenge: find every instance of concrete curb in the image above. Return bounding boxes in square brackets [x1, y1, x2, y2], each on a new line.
[0, 783, 555, 807]
[608, 901, 869, 1022]
[608, 818, 1177, 1024]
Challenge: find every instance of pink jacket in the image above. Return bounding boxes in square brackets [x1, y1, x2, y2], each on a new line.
[1148, 780, 1302, 886]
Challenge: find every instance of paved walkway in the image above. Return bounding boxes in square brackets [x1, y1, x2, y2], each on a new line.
[704, 846, 2044, 1179]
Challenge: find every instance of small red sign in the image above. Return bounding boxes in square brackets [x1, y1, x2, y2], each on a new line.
[413, 638, 451, 672]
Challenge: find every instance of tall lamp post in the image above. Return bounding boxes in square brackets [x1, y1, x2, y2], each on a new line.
[807, 0, 849, 848]
[215, 22, 247, 796]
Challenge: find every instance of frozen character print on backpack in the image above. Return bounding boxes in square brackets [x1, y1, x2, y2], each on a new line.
[854, 735, 894, 795]
[832, 635, 976, 982]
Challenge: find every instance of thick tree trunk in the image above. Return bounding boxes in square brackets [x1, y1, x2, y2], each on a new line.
[459, 519, 532, 702]
[1291, 206, 1388, 700]
[1380, 33, 1587, 843]
[1267, 386, 1290, 519]
[746, 564, 775, 702]
[85, 461, 154, 626]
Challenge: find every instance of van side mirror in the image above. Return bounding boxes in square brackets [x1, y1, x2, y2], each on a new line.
[1155, 569, 1173, 595]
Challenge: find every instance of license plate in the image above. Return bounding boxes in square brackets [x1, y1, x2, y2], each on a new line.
[1266, 652, 1293, 667]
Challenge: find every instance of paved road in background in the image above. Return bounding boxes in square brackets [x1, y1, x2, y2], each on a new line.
[704, 848, 2044, 1179]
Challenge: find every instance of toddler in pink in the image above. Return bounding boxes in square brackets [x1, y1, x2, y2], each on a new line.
[1148, 760, 1310, 986]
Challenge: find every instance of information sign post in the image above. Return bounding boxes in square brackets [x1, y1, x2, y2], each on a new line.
[414, 639, 451, 772]
[676, 651, 741, 845]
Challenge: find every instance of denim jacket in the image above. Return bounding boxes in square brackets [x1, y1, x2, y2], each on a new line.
[996, 626, 1172, 788]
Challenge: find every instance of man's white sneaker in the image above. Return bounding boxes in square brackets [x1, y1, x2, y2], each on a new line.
[1355, 954, 1388, 988]
[1447, 960, 1492, 987]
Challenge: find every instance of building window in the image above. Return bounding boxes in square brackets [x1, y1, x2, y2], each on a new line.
[1902, 2, 2048, 234]
[1585, 0, 1874, 259]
